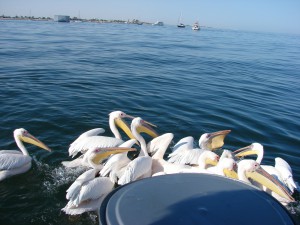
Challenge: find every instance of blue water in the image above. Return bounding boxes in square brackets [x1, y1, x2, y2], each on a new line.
[0, 20, 300, 224]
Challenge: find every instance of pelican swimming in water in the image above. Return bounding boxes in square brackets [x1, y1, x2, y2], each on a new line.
[233, 143, 299, 194]
[0, 128, 51, 182]
[62, 146, 136, 215]
[68, 111, 136, 158]
[237, 159, 295, 205]
[168, 130, 231, 165]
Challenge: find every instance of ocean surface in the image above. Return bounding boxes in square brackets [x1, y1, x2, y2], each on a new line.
[0, 20, 300, 225]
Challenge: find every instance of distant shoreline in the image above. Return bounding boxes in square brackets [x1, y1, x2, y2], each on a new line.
[0, 15, 153, 25]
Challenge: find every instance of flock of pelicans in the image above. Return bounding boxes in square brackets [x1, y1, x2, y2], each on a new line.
[0, 111, 299, 216]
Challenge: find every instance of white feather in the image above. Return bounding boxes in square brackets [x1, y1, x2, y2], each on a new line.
[168, 136, 203, 165]
[69, 136, 124, 158]
[118, 156, 152, 185]
[0, 152, 31, 170]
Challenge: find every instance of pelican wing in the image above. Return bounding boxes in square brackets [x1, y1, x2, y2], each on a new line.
[168, 136, 202, 164]
[0, 150, 23, 155]
[0, 153, 31, 170]
[66, 168, 98, 201]
[74, 177, 114, 206]
[62, 195, 106, 215]
[170, 136, 194, 154]
[69, 136, 124, 157]
[147, 133, 174, 158]
[275, 157, 292, 173]
[68, 128, 105, 157]
[168, 137, 205, 165]
[73, 128, 105, 141]
[118, 156, 152, 185]
[275, 157, 298, 192]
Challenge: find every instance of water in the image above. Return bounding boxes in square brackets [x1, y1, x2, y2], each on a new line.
[0, 20, 300, 224]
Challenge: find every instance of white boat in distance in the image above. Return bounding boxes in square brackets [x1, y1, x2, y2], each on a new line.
[192, 21, 200, 31]
[153, 21, 164, 26]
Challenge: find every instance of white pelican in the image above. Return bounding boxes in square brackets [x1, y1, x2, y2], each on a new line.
[168, 130, 231, 165]
[234, 143, 299, 194]
[0, 128, 51, 181]
[237, 159, 295, 205]
[118, 117, 158, 185]
[68, 111, 136, 158]
[62, 146, 136, 215]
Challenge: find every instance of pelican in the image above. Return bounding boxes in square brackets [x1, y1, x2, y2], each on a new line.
[168, 130, 231, 165]
[0, 128, 51, 182]
[234, 143, 299, 193]
[118, 117, 158, 185]
[237, 159, 295, 205]
[68, 111, 136, 158]
[62, 146, 136, 215]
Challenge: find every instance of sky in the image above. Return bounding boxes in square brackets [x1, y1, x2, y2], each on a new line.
[1, 0, 300, 34]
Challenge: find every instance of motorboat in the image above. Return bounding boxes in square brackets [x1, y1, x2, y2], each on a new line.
[192, 21, 200, 31]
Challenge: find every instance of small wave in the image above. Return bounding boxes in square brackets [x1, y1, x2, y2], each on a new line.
[33, 158, 88, 194]
[44, 166, 88, 194]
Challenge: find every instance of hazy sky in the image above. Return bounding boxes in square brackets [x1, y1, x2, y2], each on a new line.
[1, 0, 300, 34]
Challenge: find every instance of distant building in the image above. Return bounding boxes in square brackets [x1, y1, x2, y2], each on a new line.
[54, 15, 70, 22]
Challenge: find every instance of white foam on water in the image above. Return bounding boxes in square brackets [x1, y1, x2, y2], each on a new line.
[33, 158, 88, 194]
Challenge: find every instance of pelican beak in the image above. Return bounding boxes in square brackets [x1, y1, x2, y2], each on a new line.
[223, 169, 238, 179]
[205, 130, 231, 150]
[246, 166, 295, 202]
[137, 119, 159, 138]
[21, 133, 51, 152]
[91, 147, 136, 164]
[115, 117, 136, 140]
[205, 156, 219, 166]
[233, 144, 256, 158]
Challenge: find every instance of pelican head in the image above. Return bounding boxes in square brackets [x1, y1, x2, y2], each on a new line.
[14, 128, 51, 151]
[238, 160, 295, 203]
[198, 151, 220, 169]
[109, 111, 136, 139]
[131, 117, 158, 138]
[233, 143, 263, 163]
[220, 158, 238, 179]
[199, 130, 231, 150]
[90, 147, 137, 165]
